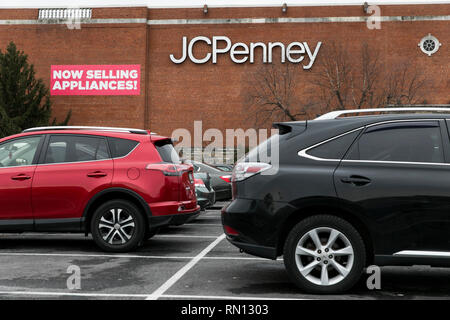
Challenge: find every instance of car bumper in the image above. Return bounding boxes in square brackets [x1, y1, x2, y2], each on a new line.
[148, 207, 201, 229]
[226, 237, 278, 260]
[214, 187, 232, 201]
[221, 198, 296, 260]
[196, 188, 216, 209]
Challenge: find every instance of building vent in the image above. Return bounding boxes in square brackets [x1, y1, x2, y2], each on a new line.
[38, 8, 92, 20]
[418, 33, 442, 57]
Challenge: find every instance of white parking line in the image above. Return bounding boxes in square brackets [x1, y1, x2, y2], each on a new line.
[195, 216, 220, 219]
[0, 233, 89, 237]
[0, 290, 149, 298]
[0, 252, 191, 259]
[155, 235, 218, 239]
[205, 256, 283, 261]
[0, 233, 219, 239]
[0, 291, 305, 300]
[0, 251, 278, 261]
[146, 233, 226, 300]
[186, 224, 222, 227]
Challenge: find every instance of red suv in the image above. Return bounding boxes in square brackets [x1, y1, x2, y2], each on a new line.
[0, 126, 199, 252]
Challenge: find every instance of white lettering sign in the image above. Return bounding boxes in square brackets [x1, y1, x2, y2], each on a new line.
[170, 36, 322, 69]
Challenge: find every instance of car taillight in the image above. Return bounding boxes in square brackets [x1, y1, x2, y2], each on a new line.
[145, 163, 179, 176]
[224, 225, 239, 236]
[232, 162, 272, 182]
[194, 178, 205, 187]
[220, 175, 231, 183]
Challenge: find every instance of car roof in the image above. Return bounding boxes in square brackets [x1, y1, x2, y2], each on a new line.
[277, 113, 450, 152]
[0, 127, 170, 144]
[314, 107, 450, 120]
[310, 113, 450, 128]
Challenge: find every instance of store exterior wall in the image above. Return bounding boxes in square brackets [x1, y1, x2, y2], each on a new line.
[0, 4, 448, 138]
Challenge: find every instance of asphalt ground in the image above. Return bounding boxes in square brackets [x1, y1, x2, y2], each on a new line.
[0, 201, 449, 300]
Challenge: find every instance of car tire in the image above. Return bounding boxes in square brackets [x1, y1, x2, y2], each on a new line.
[91, 199, 145, 252]
[283, 215, 366, 294]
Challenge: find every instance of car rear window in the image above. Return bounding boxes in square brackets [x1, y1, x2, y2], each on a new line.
[154, 139, 181, 164]
[107, 137, 139, 158]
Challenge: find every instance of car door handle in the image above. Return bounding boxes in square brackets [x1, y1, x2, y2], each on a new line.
[11, 174, 31, 181]
[87, 171, 108, 178]
[340, 175, 371, 186]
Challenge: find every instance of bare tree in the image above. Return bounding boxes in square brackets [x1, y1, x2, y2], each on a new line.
[311, 42, 381, 110]
[311, 41, 429, 110]
[245, 41, 430, 126]
[244, 62, 309, 126]
[378, 62, 428, 106]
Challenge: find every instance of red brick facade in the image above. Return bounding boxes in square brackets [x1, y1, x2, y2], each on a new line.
[0, 4, 448, 138]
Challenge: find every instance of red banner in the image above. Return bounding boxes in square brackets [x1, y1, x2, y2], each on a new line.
[51, 65, 140, 96]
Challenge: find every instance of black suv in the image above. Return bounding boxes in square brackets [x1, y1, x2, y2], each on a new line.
[222, 108, 450, 294]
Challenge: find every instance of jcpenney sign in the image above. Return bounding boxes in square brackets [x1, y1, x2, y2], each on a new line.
[170, 36, 322, 69]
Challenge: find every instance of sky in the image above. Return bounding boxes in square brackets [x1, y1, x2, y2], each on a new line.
[3, 0, 450, 9]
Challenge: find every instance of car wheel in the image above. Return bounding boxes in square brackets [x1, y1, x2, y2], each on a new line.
[91, 200, 145, 252]
[283, 215, 366, 294]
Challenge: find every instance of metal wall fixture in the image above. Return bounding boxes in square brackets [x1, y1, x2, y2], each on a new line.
[282, 3, 288, 13]
[203, 4, 208, 15]
[418, 33, 442, 56]
[38, 8, 92, 20]
[363, 2, 369, 13]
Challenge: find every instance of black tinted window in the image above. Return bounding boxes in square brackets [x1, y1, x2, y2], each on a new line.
[155, 140, 180, 164]
[346, 122, 444, 163]
[308, 130, 360, 160]
[107, 137, 139, 158]
[45, 135, 109, 163]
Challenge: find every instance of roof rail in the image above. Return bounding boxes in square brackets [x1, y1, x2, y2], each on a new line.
[315, 107, 450, 120]
[22, 126, 149, 135]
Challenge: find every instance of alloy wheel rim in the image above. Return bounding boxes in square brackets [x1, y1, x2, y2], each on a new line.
[98, 208, 136, 245]
[294, 227, 354, 286]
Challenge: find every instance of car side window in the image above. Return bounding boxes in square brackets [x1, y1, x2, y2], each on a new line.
[0, 136, 41, 167]
[307, 130, 361, 160]
[107, 137, 139, 158]
[44, 135, 109, 164]
[345, 121, 445, 163]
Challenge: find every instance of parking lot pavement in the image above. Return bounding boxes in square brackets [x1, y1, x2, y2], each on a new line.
[0, 201, 450, 300]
